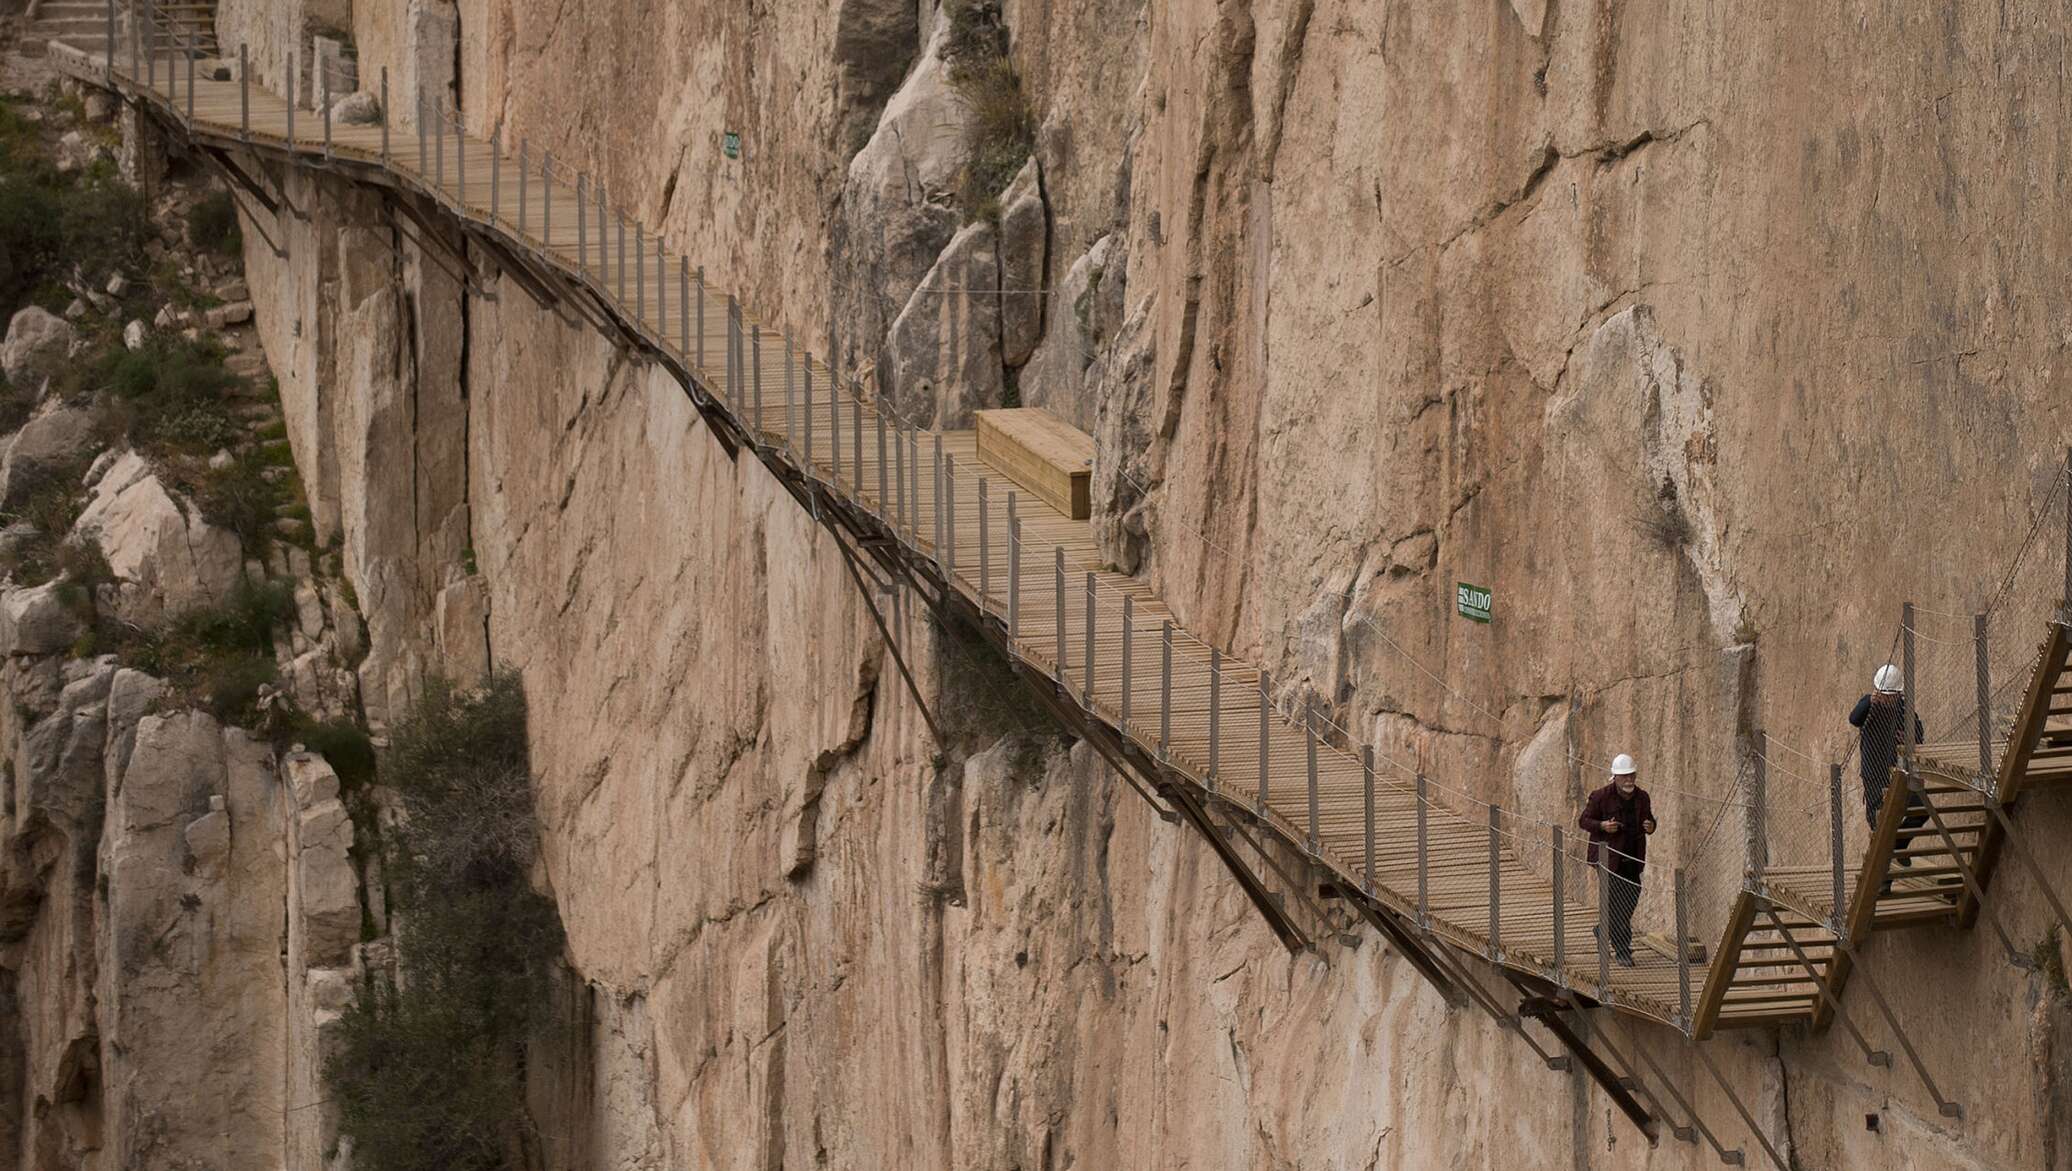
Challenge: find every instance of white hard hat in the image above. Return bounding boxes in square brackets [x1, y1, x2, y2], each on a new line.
[1873, 664, 1902, 694]
[1611, 753, 1638, 776]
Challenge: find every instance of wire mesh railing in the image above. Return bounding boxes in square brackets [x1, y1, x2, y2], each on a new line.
[91, 35, 2072, 1041]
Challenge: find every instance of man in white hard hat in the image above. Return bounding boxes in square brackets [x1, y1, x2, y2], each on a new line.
[1579, 753, 1656, 967]
[1850, 663, 1927, 868]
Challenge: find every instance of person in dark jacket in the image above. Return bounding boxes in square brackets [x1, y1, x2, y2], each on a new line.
[1850, 663, 1927, 870]
[1579, 753, 1656, 966]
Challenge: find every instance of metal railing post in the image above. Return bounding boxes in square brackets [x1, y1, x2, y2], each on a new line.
[1974, 612, 1994, 787]
[450, 98, 461, 189]
[852, 400, 863, 493]
[876, 410, 889, 516]
[104, 0, 113, 75]
[324, 70, 333, 156]
[1362, 746, 1376, 894]
[830, 351, 842, 484]
[1120, 595, 1135, 729]
[809, 360, 822, 467]
[784, 335, 797, 449]
[1829, 763, 1846, 933]
[185, 38, 193, 122]
[596, 181, 607, 278]
[750, 326, 764, 445]
[908, 431, 921, 544]
[894, 424, 908, 534]
[1552, 826, 1567, 987]
[1082, 572, 1094, 704]
[144, 0, 154, 88]
[1208, 648, 1221, 789]
[695, 267, 705, 372]
[576, 173, 588, 270]
[656, 235, 666, 337]
[240, 44, 249, 141]
[1416, 770, 1430, 927]
[680, 259, 690, 361]
[930, 435, 942, 550]
[617, 210, 627, 302]
[978, 479, 992, 614]
[1901, 602, 1918, 776]
[1160, 621, 1174, 762]
[635, 224, 645, 321]
[723, 295, 737, 409]
[1488, 804, 1502, 960]
[488, 129, 499, 219]
[1055, 548, 1068, 681]
[1675, 869, 1693, 1033]
[1304, 698, 1319, 853]
[944, 455, 957, 575]
[1597, 855, 1613, 996]
[1007, 497, 1020, 636]
[381, 69, 390, 164]
[1747, 731, 1770, 885]
[432, 96, 442, 189]
[2065, 446, 2072, 619]
[541, 152, 553, 246]
[801, 359, 815, 461]
[1257, 670, 1270, 815]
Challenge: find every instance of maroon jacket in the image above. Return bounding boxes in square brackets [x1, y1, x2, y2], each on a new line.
[1579, 783, 1654, 867]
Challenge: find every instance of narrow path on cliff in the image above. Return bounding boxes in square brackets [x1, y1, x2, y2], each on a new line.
[50, 18, 2072, 1165]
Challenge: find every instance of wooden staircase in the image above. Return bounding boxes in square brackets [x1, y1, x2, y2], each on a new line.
[1693, 620, 2072, 1038]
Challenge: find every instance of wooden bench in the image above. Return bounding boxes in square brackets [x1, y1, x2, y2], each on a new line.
[975, 408, 1094, 520]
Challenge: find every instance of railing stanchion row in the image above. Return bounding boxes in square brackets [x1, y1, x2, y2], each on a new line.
[694, 267, 705, 373]
[488, 130, 500, 220]
[751, 326, 765, 445]
[239, 44, 249, 141]
[656, 235, 666, 343]
[185, 38, 193, 124]
[930, 436, 942, 550]
[680, 259, 691, 364]
[380, 69, 389, 165]
[851, 399, 863, 494]
[576, 173, 587, 273]
[635, 224, 645, 322]
[541, 153, 554, 248]
[876, 410, 889, 518]
[894, 423, 907, 533]
[324, 69, 333, 157]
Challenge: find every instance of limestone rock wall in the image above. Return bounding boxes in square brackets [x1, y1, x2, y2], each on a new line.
[229, 0, 2072, 1168]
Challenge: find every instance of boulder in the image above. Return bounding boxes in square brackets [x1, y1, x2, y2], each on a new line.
[331, 91, 381, 126]
[204, 302, 253, 330]
[885, 219, 1004, 428]
[122, 319, 147, 351]
[0, 581, 85, 656]
[996, 158, 1049, 367]
[0, 407, 99, 507]
[2, 308, 76, 389]
[72, 451, 243, 620]
[105, 273, 129, 298]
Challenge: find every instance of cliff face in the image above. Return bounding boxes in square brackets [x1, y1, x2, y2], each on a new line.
[204, 0, 2072, 1168]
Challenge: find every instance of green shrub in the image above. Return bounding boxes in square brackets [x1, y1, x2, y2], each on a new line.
[943, 1, 1035, 222]
[94, 335, 245, 454]
[0, 95, 147, 319]
[294, 716, 377, 790]
[112, 579, 294, 720]
[193, 449, 287, 549]
[327, 673, 563, 1171]
[186, 190, 241, 257]
[60, 170, 148, 289]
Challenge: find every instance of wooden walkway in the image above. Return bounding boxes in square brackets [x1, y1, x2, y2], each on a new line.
[55, 33, 2072, 1061]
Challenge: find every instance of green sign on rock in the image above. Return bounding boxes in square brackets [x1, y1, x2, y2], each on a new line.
[1456, 582, 1492, 623]
[722, 131, 741, 160]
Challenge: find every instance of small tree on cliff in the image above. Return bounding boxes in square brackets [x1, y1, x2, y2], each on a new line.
[326, 672, 564, 1171]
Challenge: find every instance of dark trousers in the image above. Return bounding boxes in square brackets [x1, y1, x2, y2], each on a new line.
[1864, 773, 1930, 855]
[1600, 857, 1644, 959]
